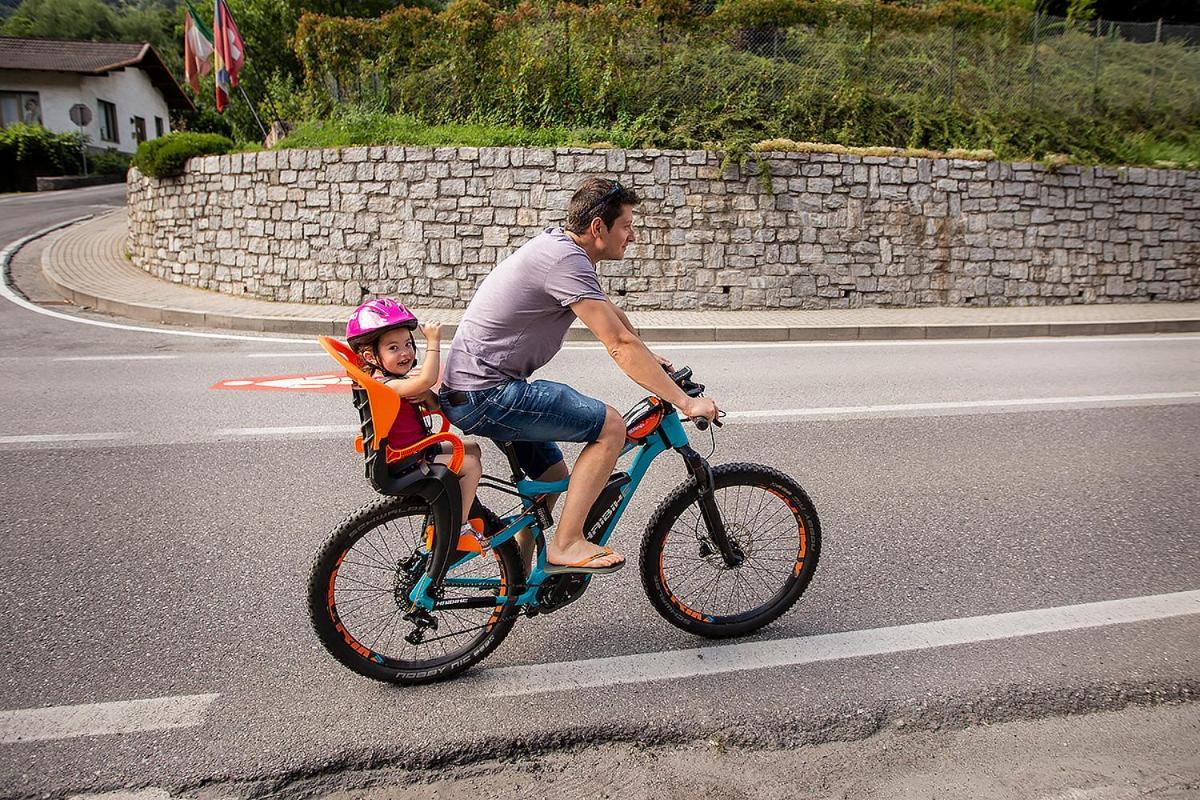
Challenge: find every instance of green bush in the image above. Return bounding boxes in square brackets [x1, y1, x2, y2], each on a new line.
[0, 123, 83, 192]
[88, 148, 131, 176]
[291, 2, 1200, 167]
[131, 132, 235, 178]
[277, 109, 619, 149]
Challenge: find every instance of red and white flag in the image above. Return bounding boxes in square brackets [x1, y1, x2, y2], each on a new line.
[212, 0, 246, 113]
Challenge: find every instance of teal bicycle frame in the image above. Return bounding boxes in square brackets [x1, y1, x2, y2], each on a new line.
[405, 408, 694, 611]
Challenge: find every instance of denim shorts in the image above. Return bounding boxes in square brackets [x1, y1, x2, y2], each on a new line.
[438, 379, 608, 479]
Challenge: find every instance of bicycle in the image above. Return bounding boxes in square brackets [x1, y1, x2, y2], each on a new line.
[309, 336, 821, 685]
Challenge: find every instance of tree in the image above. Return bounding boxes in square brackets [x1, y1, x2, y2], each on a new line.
[0, 0, 121, 39]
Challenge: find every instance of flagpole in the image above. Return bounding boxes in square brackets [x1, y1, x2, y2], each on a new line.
[239, 83, 269, 140]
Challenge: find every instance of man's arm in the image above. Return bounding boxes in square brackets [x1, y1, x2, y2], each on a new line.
[611, 303, 637, 336]
[572, 298, 713, 418]
[611, 301, 674, 371]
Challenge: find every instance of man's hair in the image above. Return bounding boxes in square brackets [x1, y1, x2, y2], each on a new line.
[565, 177, 641, 234]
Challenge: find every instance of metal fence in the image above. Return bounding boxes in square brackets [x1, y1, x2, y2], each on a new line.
[710, 13, 1200, 123]
[313, 9, 1200, 140]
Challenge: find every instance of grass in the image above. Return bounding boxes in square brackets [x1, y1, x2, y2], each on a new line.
[271, 112, 1200, 170]
[275, 112, 626, 150]
[1114, 131, 1200, 170]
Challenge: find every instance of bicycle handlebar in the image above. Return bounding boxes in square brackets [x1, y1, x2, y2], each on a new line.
[665, 364, 723, 430]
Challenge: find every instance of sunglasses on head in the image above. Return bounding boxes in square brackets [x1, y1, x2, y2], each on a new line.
[582, 182, 623, 224]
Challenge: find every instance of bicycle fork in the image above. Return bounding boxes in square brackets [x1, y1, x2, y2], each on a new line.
[678, 446, 743, 568]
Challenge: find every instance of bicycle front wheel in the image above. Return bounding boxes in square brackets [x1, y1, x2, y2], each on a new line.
[640, 462, 820, 638]
[308, 495, 522, 685]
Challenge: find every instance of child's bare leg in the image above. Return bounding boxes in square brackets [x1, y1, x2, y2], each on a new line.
[433, 444, 481, 526]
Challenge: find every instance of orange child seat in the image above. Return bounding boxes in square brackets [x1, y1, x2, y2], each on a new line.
[319, 337, 484, 563]
[318, 336, 464, 478]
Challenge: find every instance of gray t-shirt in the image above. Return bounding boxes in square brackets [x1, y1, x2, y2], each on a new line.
[443, 228, 606, 390]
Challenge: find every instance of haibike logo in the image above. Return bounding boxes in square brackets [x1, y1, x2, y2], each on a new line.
[589, 499, 620, 537]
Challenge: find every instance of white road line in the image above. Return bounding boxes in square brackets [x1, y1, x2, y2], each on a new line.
[574, 334, 1200, 351]
[0, 221, 314, 345]
[0, 433, 130, 445]
[2, 393, 1194, 447]
[472, 590, 1200, 697]
[245, 351, 326, 358]
[219, 393, 1200, 437]
[53, 354, 179, 362]
[215, 424, 359, 436]
[0, 693, 218, 744]
[3, 223, 1196, 350]
[723, 392, 1200, 420]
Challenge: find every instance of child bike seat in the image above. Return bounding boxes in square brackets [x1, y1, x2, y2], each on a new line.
[319, 336, 464, 493]
[320, 335, 469, 592]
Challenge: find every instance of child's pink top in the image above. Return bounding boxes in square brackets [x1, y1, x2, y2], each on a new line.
[387, 401, 427, 450]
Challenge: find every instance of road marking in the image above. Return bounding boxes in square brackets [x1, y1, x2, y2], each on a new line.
[0, 220, 315, 345]
[245, 351, 327, 358]
[2, 393, 1194, 448]
[630, 335, 1200, 350]
[3, 223, 1196, 350]
[205, 392, 1199, 438]
[472, 590, 1200, 697]
[0, 433, 130, 445]
[211, 373, 353, 393]
[723, 392, 1200, 421]
[215, 424, 358, 436]
[0, 693, 218, 743]
[53, 355, 179, 362]
[582, 334, 1200, 351]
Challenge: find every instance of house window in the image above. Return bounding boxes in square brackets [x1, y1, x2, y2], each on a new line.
[133, 116, 146, 144]
[98, 99, 118, 142]
[154, 116, 164, 137]
[0, 91, 41, 128]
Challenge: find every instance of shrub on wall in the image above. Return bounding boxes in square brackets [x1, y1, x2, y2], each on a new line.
[89, 148, 131, 176]
[131, 132, 235, 178]
[0, 124, 84, 192]
[288, 0, 1200, 166]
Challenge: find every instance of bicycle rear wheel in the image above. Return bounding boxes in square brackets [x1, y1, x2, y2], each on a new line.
[640, 462, 820, 638]
[308, 496, 522, 684]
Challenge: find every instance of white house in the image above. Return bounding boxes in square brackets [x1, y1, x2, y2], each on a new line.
[0, 37, 193, 154]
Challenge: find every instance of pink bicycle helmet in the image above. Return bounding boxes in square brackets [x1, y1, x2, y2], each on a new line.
[345, 298, 418, 348]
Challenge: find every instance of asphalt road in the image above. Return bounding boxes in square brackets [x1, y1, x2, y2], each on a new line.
[0, 188, 1197, 799]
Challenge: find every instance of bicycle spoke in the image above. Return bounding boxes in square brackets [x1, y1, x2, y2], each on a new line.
[656, 476, 808, 621]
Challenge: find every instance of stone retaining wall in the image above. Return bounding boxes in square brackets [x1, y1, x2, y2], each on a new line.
[126, 147, 1200, 309]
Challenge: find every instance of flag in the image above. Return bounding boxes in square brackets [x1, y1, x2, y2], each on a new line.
[183, 2, 214, 94]
[212, 0, 246, 113]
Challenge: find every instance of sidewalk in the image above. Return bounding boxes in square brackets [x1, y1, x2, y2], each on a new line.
[41, 211, 1200, 341]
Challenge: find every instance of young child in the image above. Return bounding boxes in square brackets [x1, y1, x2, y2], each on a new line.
[345, 298, 486, 547]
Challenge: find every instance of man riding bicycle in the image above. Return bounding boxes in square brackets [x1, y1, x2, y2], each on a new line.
[438, 178, 720, 575]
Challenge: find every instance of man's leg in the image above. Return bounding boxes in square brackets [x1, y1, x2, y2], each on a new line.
[544, 406, 626, 567]
[453, 380, 626, 569]
[515, 459, 567, 569]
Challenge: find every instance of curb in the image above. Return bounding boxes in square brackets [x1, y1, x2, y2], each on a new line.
[39, 273, 1200, 343]
[36, 219, 1200, 343]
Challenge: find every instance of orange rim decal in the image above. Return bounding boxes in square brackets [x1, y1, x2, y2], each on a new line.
[658, 533, 709, 622]
[327, 553, 377, 661]
[768, 487, 808, 572]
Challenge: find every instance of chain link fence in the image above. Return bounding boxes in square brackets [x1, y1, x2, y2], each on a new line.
[650, 13, 1200, 130]
[306, 8, 1200, 152]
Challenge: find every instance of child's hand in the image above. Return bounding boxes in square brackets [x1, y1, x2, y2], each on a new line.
[419, 321, 442, 343]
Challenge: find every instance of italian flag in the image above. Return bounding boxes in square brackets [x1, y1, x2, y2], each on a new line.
[184, 2, 214, 93]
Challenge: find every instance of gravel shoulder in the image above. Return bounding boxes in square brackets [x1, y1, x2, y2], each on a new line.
[310, 702, 1200, 800]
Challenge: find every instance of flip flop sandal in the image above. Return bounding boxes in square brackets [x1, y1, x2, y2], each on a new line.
[544, 546, 626, 576]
